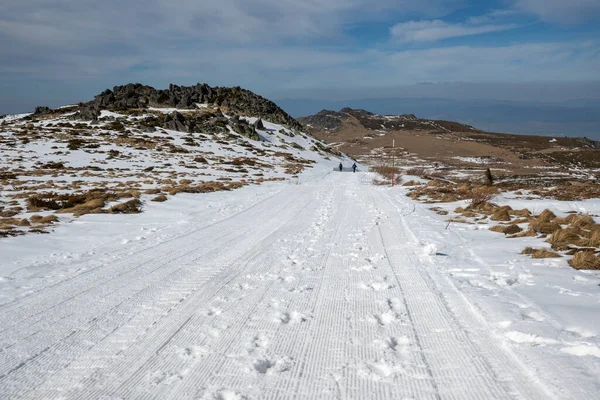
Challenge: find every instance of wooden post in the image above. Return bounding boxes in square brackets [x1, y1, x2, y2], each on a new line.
[391, 139, 395, 187]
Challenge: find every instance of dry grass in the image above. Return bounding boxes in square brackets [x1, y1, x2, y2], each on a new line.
[373, 166, 402, 185]
[537, 209, 557, 222]
[31, 215, 59, 224]
[491, 207, 511, 222]
[151, 194, 168, 202]
[530, 219, 561, 234]
[165, 181, 245, 195]
[548, 228, 584, 251]
[0, 218, 30, 227]
[490, 224, 522, 235]
[588, 226, 600, 248]
[571, 215, 595, 229]
[108, 199, 142, 214]
[510, 226, 537, 238]
[521, 247, 562, 258]
[569, 251, 600, 270]
[510, 208, 531, 217]
[532, 249, 563, 258]
[402, 180, 421, 186]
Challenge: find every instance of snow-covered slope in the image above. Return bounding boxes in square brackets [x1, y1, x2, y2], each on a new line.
[0, 106, 348, 236]
[0, 172, 598, 399]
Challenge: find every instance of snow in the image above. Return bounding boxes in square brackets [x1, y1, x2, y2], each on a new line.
[1, 170, 599, 398]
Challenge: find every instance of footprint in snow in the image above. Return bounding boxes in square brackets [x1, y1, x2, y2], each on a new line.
[252, 356, 294, 374]
[274, 311, 307, 324]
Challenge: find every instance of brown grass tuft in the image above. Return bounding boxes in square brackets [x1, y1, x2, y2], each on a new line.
[109, 199, 142, 214]
[521, 247, 562, 258]
[530, 219, 561, 234]
[151, 194, 168, 202]
[569, 251, 600, 270]
[571, 215, 595, 229]
[531, 249, 562, 259]
[511, 226, 537, 238]
[510, 209, 531, 217]
[537, 209, 557, 222]
[548, 228, 584, 251]
[491, 207, 511, 222]
[588, 226, 600, 248]
[402, 180, 421, 186]
[490, 224, 522, 235]
[38, 215, 59, 224]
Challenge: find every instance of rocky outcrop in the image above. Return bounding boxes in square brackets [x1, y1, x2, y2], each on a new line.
[33, 106, 52, 116]
[297, 109, 348, 131]
[75, 83, 301, 130]
[230, 115, 260, 141]
[74, 105, 101, 121]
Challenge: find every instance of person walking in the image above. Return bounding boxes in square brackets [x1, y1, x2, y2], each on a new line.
[339, 162, 343, 172]
[352, 163, 357, 173]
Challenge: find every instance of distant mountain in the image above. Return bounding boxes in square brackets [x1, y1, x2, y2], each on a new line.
[278, 97, 600, 139]
[298, 107, 600, 171]
[298, 108, 481, 135]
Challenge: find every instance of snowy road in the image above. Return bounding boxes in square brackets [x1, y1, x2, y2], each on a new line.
[1, 172, 599, 399]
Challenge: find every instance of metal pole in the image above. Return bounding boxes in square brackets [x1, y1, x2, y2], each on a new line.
[391, 139, 395, 187]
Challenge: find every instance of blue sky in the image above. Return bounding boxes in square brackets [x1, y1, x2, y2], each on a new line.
[1, 0, 599, 115]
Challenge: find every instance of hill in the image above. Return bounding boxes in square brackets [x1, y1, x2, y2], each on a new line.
[299, 108, 600, 183]
[0, 84, 344, 237]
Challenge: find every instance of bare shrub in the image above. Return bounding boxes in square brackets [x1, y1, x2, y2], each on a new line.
[468, 186, 496, 209]
[373, 166, 402, 185]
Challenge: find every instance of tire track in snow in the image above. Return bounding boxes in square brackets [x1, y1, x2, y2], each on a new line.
[0, 185, 318, 397]
[17, 183, 329, 399]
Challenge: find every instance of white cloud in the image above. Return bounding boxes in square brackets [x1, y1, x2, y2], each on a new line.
[390, 19, 518, 42]
[512, 0, 600, 23]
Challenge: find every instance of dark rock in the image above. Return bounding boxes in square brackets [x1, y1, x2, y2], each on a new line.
[33, 106, 52, 116]
[163, 111, 189, 133]
[73, 105, 100, 121]
[254, 119, 265, 130]
[139, 124, 157, 133]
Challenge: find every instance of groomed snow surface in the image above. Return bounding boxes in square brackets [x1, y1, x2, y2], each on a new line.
[1, 170, 599, 399]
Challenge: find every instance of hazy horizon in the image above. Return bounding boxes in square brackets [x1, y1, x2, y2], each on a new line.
[2, 1, 599, 138]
